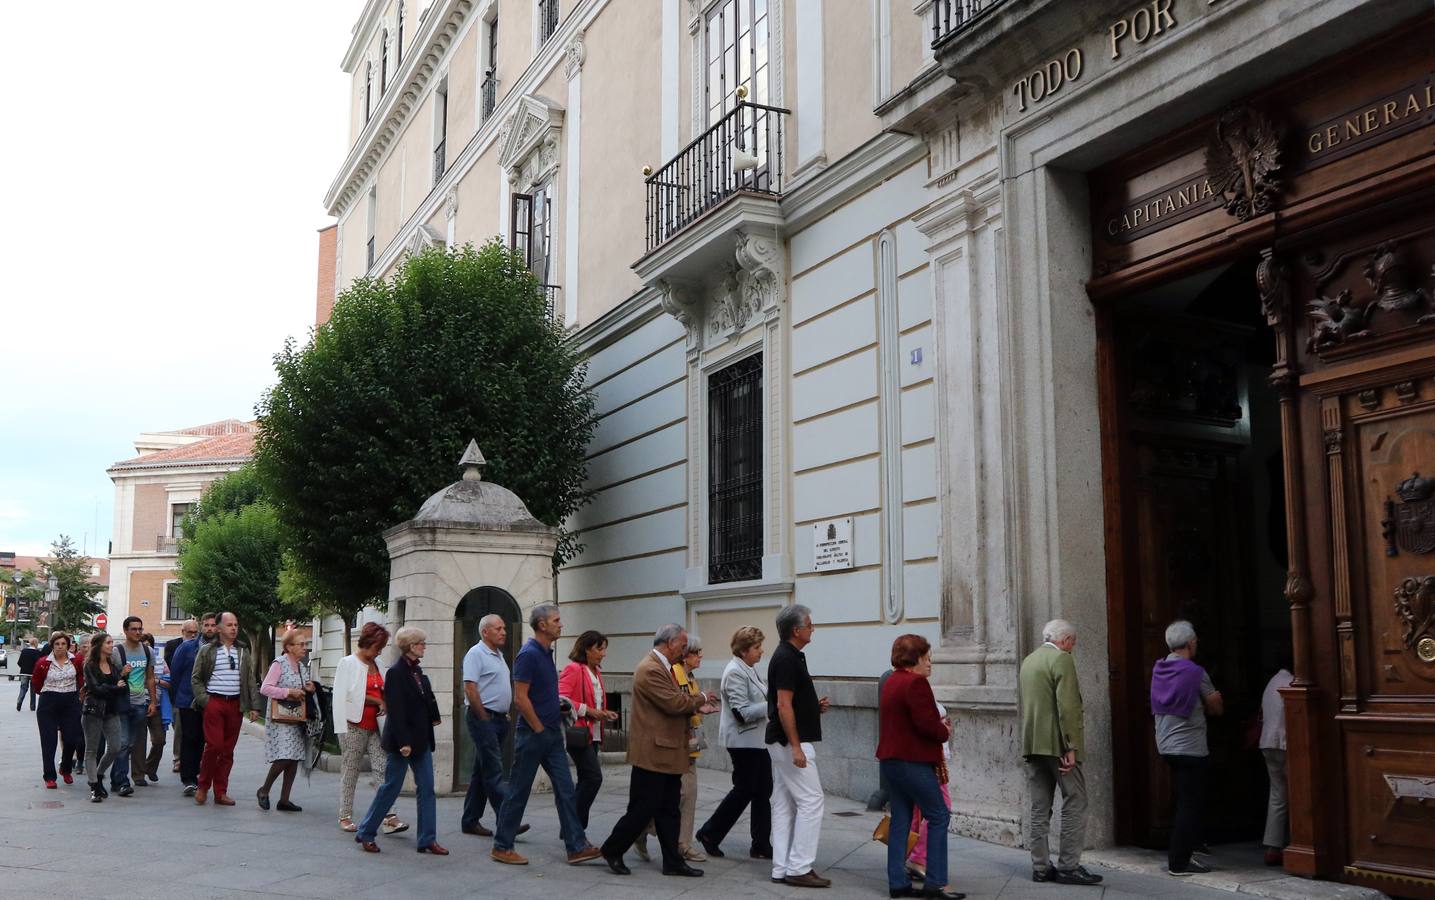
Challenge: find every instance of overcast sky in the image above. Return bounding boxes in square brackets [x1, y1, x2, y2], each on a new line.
[0, 3, 359, 558]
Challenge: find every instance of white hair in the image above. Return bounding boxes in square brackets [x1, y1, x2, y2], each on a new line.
[1165, 620, 1197, 651]
[1042, 619, 1076, 643]
[479, 613, 504, 633]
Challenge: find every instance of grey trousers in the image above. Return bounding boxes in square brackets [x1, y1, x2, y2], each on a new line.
[1262, 749, 1288, 848]
[1025, 755, 1088, 872]
[83, 714, 122, 785]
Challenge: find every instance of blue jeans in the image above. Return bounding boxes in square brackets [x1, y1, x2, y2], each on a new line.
[359, 749, 436, 847]
[110, 704, 146, 788]
[881, 759, 949, 890]
[461, 709, 508, 829]
[495, 726, 586, 852]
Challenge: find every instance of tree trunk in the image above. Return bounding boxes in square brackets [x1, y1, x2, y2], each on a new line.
[342, 611, 354, 656]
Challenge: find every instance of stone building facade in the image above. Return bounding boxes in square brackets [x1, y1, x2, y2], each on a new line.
[316, 0, 1435, 892]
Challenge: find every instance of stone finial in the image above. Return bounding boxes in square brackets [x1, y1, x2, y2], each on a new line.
[459, 440, 487, 482]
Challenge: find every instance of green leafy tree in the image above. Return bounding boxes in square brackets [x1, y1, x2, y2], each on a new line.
[45, 535, 106, 634]
[255, 242, 596, 649]
[175, 467, 310, 674]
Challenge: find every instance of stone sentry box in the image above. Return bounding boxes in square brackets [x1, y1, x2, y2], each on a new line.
[383, 440, 557, 795]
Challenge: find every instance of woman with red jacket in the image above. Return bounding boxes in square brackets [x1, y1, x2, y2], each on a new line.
[876, 634, 962, 900]
[32, 631, 85, 789]
[558, 630, 618, 829]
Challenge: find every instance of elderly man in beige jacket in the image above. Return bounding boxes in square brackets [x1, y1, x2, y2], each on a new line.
[600, 624, 716, 878]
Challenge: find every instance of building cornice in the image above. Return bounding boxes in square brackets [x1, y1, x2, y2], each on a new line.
[327, 0, 611, 221]
[105, 458, 251, 478]
[342, 0, 389, 72]
[326, 0, 476, 216]
[781, 132, 927, 235]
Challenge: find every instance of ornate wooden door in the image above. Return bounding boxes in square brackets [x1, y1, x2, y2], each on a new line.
[1279, 206, 1435, 892]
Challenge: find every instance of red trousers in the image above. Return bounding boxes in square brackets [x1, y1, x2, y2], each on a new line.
[197, 695, 241, 796]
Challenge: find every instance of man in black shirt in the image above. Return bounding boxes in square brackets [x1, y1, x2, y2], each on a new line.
[16, 639, 42, 711]
[765, 604, 830, 889]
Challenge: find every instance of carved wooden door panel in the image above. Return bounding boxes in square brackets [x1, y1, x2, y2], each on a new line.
[1290, 209, 1435, 886]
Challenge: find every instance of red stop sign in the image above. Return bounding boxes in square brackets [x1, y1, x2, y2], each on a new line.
[94, 613, 108, 630]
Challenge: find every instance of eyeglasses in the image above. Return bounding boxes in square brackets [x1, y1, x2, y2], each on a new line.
[227, 648, 237, 669]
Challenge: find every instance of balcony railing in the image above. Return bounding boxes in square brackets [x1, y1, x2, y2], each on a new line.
[540, 283, 560, 320]
[932, 0, 1007, 47]
[644, 101, 788, 252]
[481, 71, 497, 122]
[367, 236, 376, 271]
[433, 138, 447, 182]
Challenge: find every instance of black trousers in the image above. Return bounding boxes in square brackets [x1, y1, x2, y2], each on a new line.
[602, 765, 683, 869]
[1164, 754, 1210, 871]
[568, 741, 603, 830]
[699, 747, 773, 853]
[36, 692, 82, 781]
[178, 706, 206, 785]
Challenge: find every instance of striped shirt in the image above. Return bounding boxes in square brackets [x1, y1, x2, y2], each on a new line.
[206, 644, 241, 696]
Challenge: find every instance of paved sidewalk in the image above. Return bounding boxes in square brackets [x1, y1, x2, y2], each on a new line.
[0, 699, 1358, 899]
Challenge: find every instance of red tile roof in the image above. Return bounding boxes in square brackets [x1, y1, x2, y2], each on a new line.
[168, 419, 258, 437]
[110, 430, 256, 470]
[0, 555, 109, 587]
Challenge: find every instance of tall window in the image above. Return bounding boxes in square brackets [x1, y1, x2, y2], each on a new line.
[396, 1, 405, 65]
[364, 62, 373, 123]
[380, 30, 390, 93]
[366, 186, 377, 271]
[704, 0, 770, 126]
[482, 16, 499, 121]
[509, 184, 552, 283]
[709, 354, 764, 584]
[538, 0, 559, 45]
[433, 79, 449, 183]
[163, 582, 183, 622]
[170, 502, 193, 538]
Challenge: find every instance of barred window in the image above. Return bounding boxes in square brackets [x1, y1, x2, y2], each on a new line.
[709, 354, 763, 584]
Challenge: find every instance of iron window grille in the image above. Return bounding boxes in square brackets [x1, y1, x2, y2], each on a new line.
[481, 69, 498, 121]
[538, 0, 559, 45]
[709, 354, 764, 584]
[366, 236, 376, 271]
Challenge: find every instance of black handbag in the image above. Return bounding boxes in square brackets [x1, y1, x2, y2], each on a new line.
[565, 721, 592, 752]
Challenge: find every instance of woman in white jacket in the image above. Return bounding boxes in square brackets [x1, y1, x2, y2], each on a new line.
[695, 625, 773, 859]
[334, 622, 407, 835]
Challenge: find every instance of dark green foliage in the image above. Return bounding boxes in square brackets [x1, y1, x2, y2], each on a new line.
[44, 535, 106, 633]
[254, 242, 596, 630]
[174, 467, 310, 672]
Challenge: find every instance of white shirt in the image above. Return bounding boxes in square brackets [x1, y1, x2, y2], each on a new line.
[1259, 669, 1293, 750]
[42, 655, 77, 693]
[651, 648, 674, 672]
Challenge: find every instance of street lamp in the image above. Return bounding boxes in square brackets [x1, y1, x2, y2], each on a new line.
[7, 571, 21, 649]
[41, 575, 59, 633]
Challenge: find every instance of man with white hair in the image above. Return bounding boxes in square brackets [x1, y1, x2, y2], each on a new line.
[460, 613, 527, 838]
[1018, 619, 1102, 886]
[1150, 619, 1222, 877]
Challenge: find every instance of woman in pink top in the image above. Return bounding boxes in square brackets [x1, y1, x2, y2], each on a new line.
[256, 629, 316, 812]
[558, 630, 618, 829]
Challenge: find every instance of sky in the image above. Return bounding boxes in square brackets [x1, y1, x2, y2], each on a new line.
[0, 3, 360, 558]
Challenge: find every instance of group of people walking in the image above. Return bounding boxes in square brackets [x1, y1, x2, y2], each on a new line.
[20, 602, 1288, 897]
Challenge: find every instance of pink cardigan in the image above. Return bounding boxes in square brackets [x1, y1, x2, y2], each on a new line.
[260, 657, 302, 700]
[558, 661, 606, 742]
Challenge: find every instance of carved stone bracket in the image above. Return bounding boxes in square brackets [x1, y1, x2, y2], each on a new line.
[657, 278, 703, 353]
[563, 29, 586, 80]
[708, 229, 786, 342]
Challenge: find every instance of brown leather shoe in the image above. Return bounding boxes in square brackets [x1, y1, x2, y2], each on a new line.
[567, 845, 603, 864]
[417, 843, 450, 855]
[356, 837, 380, 853]
[462, 823, 494, 836]
[194, 788, 208, 805]
[491, 848, 528, 865]
[785, 871, 833, 888]
[214, 794, 236, 806]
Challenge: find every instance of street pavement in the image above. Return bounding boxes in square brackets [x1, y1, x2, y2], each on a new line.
[0, 695, 1309, 899]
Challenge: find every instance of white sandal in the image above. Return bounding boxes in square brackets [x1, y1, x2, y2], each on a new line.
[339, 817, 358, 833]
[382, 814, 409, 835]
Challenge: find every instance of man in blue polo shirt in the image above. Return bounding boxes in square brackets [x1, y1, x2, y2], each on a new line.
[491, 603, 602, 867]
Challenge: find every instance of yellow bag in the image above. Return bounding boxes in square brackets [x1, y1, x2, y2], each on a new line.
[872, 815, 920, 855]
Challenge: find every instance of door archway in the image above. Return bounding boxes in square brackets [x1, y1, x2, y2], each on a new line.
[453, 586, 522, 792]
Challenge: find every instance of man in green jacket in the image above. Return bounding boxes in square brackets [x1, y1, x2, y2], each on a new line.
[1018, 619, 1101, 887]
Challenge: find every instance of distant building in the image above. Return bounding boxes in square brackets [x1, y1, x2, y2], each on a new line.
[1, 553, 109, 634]
[104, 420, 256, 640]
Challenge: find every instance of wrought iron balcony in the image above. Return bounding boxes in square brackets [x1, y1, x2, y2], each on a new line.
[931, 0, 1008, 47]
[481, 71, 497, 122]
[366, 236, 376, 272]
[433, 138, 446, 182]
[539, 0, 559, 44]
[540, 283, 560, 321]
[644, 100, 788, 253]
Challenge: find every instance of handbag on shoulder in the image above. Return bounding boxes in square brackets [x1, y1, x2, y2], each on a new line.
[270, 696, 307, 725]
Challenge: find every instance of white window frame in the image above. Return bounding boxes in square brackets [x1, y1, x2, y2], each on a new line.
[162, 579, 183, 624]
[689, 0, 784, 138]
